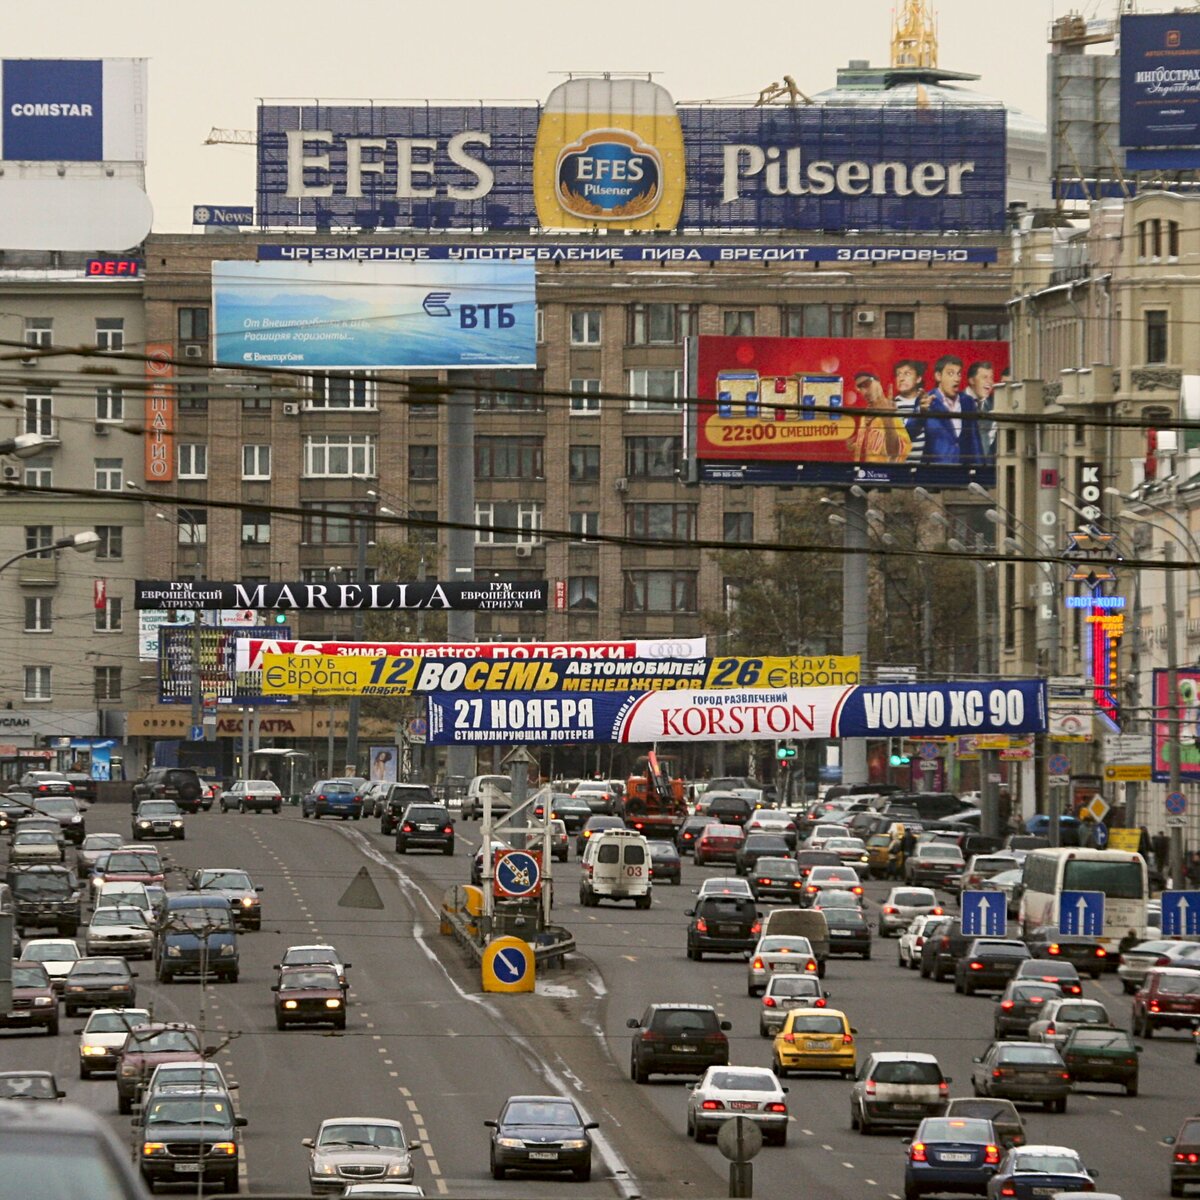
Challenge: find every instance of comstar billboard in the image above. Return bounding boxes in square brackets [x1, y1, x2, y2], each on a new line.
[212, 260, 536, 370]
[426, 680, 1046, 745]
[685, 335, 1010, 488]
[1120, 13, 1200, 166]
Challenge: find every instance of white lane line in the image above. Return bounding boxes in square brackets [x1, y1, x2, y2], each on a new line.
[822, 1143, 834, 1151]
[801, 1128, 814, 1135]
[842, 1162, 855, 1169]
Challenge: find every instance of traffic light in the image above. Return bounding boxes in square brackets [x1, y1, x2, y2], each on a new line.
[776, 744, 796, 761]
[889, 748, 911, 767]
[271, 609, 288, 625]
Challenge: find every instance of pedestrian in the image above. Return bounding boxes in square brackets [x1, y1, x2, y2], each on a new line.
[1187, 851, 1200, 888]
[1152, 831, 1170, 875]
[1138, 825, 1153, 862]
[1118, 928, 1141, 955]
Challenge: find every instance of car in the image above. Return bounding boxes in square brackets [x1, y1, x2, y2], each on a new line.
[470, 841, 510, 888]
[993, 979, 1064, 1040]
[142, 1061, 236, 1107]
[1117, 939, 1200, 994]
[29, 795, 86, 845]
[394, 803, 454, 855]
[703, 793, 757, 829]
[749, 856, 805, 903]
[132, 767, 204, 812]
[744, 809, 798, 849]
[734, 832, 791, 876]
[340, 1185, 425, 1198]
[1027, 998, 1113, 1052]
[99, 849, 165, 888]
[771, 1006, 856, 1078]
[62, 956, 137, 1017]
[0, 792, 30, 835]
[758, 974, 829, 1036]
[156, 895, 239, 983]
[84, 906, 154, 959]
[687, 894, 761, 960]
[580, 828, 652, 908]
[276, 943, 350, 988]
[899, 914, 946, 970]
[686, 1065, 788, 1145]
[1166, 1115, 1200, 1197]
[0, 1071, 65, 1102]
[1025, 925, 1109, 979]
[95, 881, 153, 917]
[548, 794, 592, 836]
[906, 842, 967, 887]
[942, 1097, 1026, 1149]
[803, 822, 852, 850]
[1012, 958, 1083, 997]
[985, 1145, 1096, 1199]
[546, 818, 570, 863]
[461, 774, 513, 821]
[696, 875, 754, 900]
[113, 1022, 204, 1114]
[76, 1007, 151, 1079]
[11, 828, 64, 865]
[810, 886, 866, 911]
[77, 832, 123, 875]
[647, 839, 681, 884]
[958, 853, 1020, 893]
[301, 778, 364, 820]
[851, 1052, 950, 1133]
[824, 835, 871, 874]
[701, 777, 765, 806]
[748, 935, 818, 995]
[1060, 1026, 1140, 1095]
[358, 780, 389, 819]
[970, 1041, 1072, 1111]
[575, 814, 624, 857]
[19, 770, 75, 797]
[0, 962, 59, 1036]
[378, 783, 438, 835]
[10, 813, 66, 849]
[273, 965, 347, 1029]
[920, 917, 977, 982]
[1132, 966, 1200, 1038]
[823, 907, 872, 957]
[879, 886, 943, 937]
[955, 939, 1032, 995]
[191, 868, 263, 929]
[866, 832, 895, 878]
[795, 849, 843, 880]
[134, 1087, 246, 1193]
[572, 779, 618, 814]
[219, 779, 283, 814]
[628, 1003, 731, 1082]
[976, 868, 1024, 917]
[19, 937, 81, 992]
[486, 1094, 596, 1181]
[694, 822, 745, 866]
[805, 864, 864, 892]
[904, 1114, 1002, 1199]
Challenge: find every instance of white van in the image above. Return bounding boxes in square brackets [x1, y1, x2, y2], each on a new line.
[461, 775, 513, 820]
[579, 828, 652, 909]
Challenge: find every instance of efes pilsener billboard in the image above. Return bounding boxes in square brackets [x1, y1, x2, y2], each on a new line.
[258, 79, 1005, 233]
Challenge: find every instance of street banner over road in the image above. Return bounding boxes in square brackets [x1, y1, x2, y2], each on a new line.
[425, 679, 1047, 745]
[258, 653, 863, 696]
[136, 580, 547, 611]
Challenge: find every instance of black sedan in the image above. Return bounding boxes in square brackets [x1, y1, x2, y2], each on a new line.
[734, 833, 792, 876]
[1024, 925, 1108, 980]
[549, 795, 592, 835]
[486, 1094, 597, 1182]
[61, 957, 138, 1017]
[1012, 959, 1083, 997]
[676, 815, 712, 855]
[993, 980, 1064, 1040]
[823, 907, 872, 959]
[647, 840, 681, 886]
[749, 857, 806, 903]
[971, 1042, 1072, 1112]
[954, 939, 1032, 996]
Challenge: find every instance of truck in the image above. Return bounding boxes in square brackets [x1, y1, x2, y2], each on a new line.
[621, 752, 689, 840]
[5, 864, 82, 936]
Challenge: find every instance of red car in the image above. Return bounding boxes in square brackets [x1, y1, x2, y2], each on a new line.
[694, 823, 745, 866]
[1132, 966, 1200, 1038]
[98, 849, 164, 887]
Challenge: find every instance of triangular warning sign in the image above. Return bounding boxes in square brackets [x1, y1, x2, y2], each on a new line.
[338, 866, 384, 910]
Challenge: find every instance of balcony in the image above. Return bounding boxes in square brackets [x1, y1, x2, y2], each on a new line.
[17, 557, 57, 586]
[1057, 366, 1115, 405]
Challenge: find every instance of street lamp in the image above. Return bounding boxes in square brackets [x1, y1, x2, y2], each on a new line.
[0, 530, 99, 575]
[0, 433, 53, 460]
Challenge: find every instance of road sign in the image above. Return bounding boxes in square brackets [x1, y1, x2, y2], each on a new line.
[1048, 753, 1071, 776]
[1107, 828, 1142, 853]
[1162, 891, 1200, 938]
[961, 890, 1007, 938]
[918, 741, 940, 761]
[1166, 792, 1188, 817]
[481, 935, 535, 994]
[1167, 814, 1187, 828]
[1103, 763, 1151, 782]
[716, 1116, 764, 1163]
[1081, 796, 1110, 824]
[1059, 890, 1105, 937]
[190, 725, 205, 742]
[493, 849, 542, 898]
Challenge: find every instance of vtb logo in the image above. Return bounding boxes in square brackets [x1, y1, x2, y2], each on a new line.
[422, 290, 515, 329]
[422, 291, 452, 317]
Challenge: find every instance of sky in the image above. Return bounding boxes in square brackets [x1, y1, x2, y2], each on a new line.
[2, 0, 1178, 232]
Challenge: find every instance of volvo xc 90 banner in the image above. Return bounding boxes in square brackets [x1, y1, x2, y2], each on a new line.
[135, 580, 547, 611]
[426, 680, 1047, 745]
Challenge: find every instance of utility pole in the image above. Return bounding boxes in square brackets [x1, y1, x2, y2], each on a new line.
[1165, 541, 1184, 888]
[841, 489, 869, 784]
[345, 506, 369, 773]
[445, 384, 476, 786]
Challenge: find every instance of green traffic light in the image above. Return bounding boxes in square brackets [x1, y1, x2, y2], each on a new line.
[775, 745, 796, 760]
[273, 610, 288, 625]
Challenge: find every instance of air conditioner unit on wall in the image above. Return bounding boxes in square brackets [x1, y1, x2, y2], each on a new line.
[515, 544, 533, 558]
[614, 477, 628, 492]
[282, 402, 300, 416]
[855, 311, 876, 325]
[183, 344, 205, 359]
[2, 465, 19, 481]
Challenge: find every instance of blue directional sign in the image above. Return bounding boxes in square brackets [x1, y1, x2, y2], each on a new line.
[190, 725, 205, 742]
[494, 850, 541, 899]
[1059, 890, 1105, 937]
[492, 945, 529, 985]
[1161, 890, 1200, 938]
[961, 890, 1007, 937]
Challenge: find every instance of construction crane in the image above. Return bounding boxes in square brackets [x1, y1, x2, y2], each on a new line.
[205, 128, 256, 146]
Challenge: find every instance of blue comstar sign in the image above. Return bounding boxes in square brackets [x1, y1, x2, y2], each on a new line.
[1059, 890, 1104, 937]
[961, 890, 1007, 938]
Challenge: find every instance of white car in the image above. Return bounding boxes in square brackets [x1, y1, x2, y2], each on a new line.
[304, 1117, 414, 1193]
[77, 1006, 150, 1078]
[744, 810, 798, 845]
[696, 876, 754, 900]
[686, 1065, 789, 1145]
[93, 881, 152, 915]
[758, 974, 829, 1037]
[277, 943, 350, 989]
[824, 836, 870, 874]
[84, 906, 154, 958]
[748, 935, 818, 996]
[1026, 998, 1113, 1051]
[805, 823, 851, 850]
[19, 938, 81, 991]
[897, 914, 945, 970]
[878, 886, 943, 937]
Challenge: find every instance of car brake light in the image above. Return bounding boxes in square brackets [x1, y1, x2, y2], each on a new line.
[1000, 1000, 1015, 1010]
[1046, 1025, 1056, 1035]
[752, 957, 764, 970]
[864, 1080, 876, 1095]
[1048, 944, 1061, 955]
[750, 921, 762, 935]
[909, 1142, 928, 1162]
[1150, 1000, 1161, 1013]
[402, 823, 414, 833]
[1001, 1187, 1016, 1197]
[766, 1102, 787, 1114]
[443, 825, 453, 834]
[970, 962, 984, 971]
[805, 960, 817, 972]
[806, 885, 819, 893]
[701, 1100, 724, 1111]
[815, 997, 826, 1007]
[1176, 1153, 1200, 1164]
[842, 1032, 853, 1044]
[318, 794, 326, 802]
[984, 1145, 1001, 1166]
[1060, 1071, 1071, 1080]
[695, 918, 708, 933]
[931, 906, 944, 915]
[1156, 956, 1172, 966]
[882, 905, 897, 914]
[763, 997, 776, 1007]
[757, 878, 770, 886]
[782, 1032, 795, 1043]
[852, 886, 863, 895]
[938, 1081, 948, 1094]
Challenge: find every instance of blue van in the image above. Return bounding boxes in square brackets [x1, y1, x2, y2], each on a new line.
[155, 894, 239, 983]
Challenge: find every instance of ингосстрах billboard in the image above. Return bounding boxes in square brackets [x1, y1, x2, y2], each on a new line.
[1121, 12, 1200, 168]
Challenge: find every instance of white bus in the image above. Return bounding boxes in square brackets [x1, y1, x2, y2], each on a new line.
[1019, 847, 1149, 951]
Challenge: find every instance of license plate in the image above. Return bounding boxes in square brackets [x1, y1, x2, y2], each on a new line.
[419, 824, 436, 831]
[772, 962, 798, 972]
[894, 1104, 922, 1112]
[730, 1101, 757, 1111]
[528, 1151, 558, 1161]
[6, 1011, 29, 1019]
[717, 926, 740, 936]
[1032, 1190, 1057, 1197]
[831, 930, 853, 937]
[807, 1040, 832, 1050]
[671, 1044, 698, 1053]
[174, 1163, 203, 1173]
[939, 1152, 973, 1162]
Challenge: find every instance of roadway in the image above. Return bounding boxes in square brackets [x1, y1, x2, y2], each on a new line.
[2, 800, 1195, 1198]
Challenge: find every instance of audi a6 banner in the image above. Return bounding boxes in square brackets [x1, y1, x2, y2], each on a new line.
[425, 679, 1047, 745]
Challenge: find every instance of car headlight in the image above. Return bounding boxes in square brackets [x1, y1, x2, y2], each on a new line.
[121, 1064, 138, 1077]
[81, 1045, 108, 1056]
[218, 944, 235, 957]
[70, 815, 82, 823]
[561, 1139, 589, 1150]
[314, 1164, 336, 1176]
[283, 999, 298, 1009]
[68, 986, 86, 993]
[172, 821, 183, 828]
[111, 984, 130, 991]
[496, 1137, 523, 1148]
[211, 1142, 236, 1156]
[137, 821, 151, 828]
[33, 996, 52, 1006]
[142, 1142, 168, 1157]
[241, 896, 255, 907]
[167, 946, 181, 957]
[386, 1161, 411, 1177]
[324, 998, 341, 1009]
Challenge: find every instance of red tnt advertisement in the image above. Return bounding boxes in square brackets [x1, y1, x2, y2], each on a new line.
[687, 335, 1009, 489]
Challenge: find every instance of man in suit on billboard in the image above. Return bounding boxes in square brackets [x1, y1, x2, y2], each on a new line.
[923, 354, 984, 466]
[963, 360, 996, 463]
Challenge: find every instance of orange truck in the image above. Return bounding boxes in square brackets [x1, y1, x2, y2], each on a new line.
[622, 751, 689, 838]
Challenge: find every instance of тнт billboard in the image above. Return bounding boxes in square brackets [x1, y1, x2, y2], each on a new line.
[1121, 13, 1200, 167]
[685, 335, 1010, 488]
[1152, 668, 1200, 782]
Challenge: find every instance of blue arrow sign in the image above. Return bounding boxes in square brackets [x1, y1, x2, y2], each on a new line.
[961, 890, 1007, 937]
[492, 946, 529, 984]
[1059, 889, 1105, 937]
[494, 850, 541, 898]
[1161, 890, 1200, 938]
[190, 725, 205, 742]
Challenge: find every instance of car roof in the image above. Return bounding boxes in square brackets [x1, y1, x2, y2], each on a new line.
[867, 1051, 939, 1063]
[0, 1098, 116, 1134]
[319, 1116, 406, 1126]
[647, 1002, 719, 1012]
[1012, 1144, 1080, 1156]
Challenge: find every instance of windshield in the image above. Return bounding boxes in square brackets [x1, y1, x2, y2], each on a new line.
[0, 1075, 58, 1100]
[1158, 973, 1200, 996]
[15, 831, 56, 844]
[87, 1011, 149, 1033]
[1014, 1152, 1083, 1175]
[133, 1031, 200, 1053]
[769, 977, 821, 997]
[873, 1060, 941, 1084]
[921, 846, 963, 860]
[1062, 858, 1145, 899]
[138, 804, 180, 817]
[789, 1014, 845, 1034]
[146, 1098, 230, 1126]
[1057, 1004, 1108, 1023]
[281, 969, 340, 989]
[893, 891, 935, 906]
[319, 1123, 406, 1148]
[83, 835, 122, 851]
[998, 1046, 1064, 1064]
[1068, 1029, 1132, 1050]
[91, 909, 147, 927]
[21, 942, 79, 962]
[106, 854, 160, 874]
[71, 960, 128, 978]
[919, 1118, 992, 1141]
[197, 872, 252, 890]
[759, 937, 812, 954]
[756, 858, 798, 875]
[245, 783, 280, 794]
[32, 799, 74, 816]
[707, 1072, 776, 1092]
[11, 967, 50, 988]
[167, 908, 233, 932]
[283, 949, 337, 967]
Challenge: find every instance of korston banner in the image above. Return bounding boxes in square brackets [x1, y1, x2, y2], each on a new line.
[259, 653, 863, 696]
[235, 637, 708, 673]
[135, 581, 547, 612]
[426, 680, 1047, 745]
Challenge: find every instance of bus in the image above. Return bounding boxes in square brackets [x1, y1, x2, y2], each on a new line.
[1019, 847, 1149, 952]
[248, 749, 315, 806]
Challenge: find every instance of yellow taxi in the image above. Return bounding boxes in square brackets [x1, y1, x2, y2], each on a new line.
[771, 1007, 857, 1078]
[866, 834, 893, 879]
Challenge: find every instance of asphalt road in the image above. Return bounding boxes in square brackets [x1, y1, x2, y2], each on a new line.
[3, 801, 1195, 1199]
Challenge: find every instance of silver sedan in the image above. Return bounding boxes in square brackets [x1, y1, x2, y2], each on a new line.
[686, 1066, 789, 1146]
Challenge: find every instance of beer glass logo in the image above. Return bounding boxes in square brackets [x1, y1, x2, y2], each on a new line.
[555, 129, 662, 220]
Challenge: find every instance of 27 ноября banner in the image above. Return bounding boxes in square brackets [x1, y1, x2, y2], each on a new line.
[426, 680, 1046, 745]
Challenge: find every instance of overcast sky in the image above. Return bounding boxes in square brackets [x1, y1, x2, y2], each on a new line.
[6, 0, 1180, 231]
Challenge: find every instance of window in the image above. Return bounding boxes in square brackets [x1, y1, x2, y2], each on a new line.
[628, 303, 698, 345]
[468, 369, 544, 412]
[240, 383, 272, 411]
[177, 508, 208, 545]
[242, 444, 271, 480]
[782, 304, 853, 338]
[884, 311, 915, 339]
[624, 570, 697, 613]
[23, 456, 51, 488]
[570, 511, 598, 539]
[948, 308, 1008, 340]
[475, 436, 544, 479]
[301, 504, 357, 545]
[626, 436, 682, 477]
[535, 305, 545, 344]
[407, 375, 441, 420]
[626, 503, 696, 540]
[94, 458, 123, 491]
[241, 510, 271, 545]
[409, 444, 439, 481]
[1145, 310, 1169, 364]
[95, 597, 123, 633]
[178, 443, 208, 479]
[24, 526, 53, 558]
[723, 512, 754, 543]
[95, 525, 123, 560]
[1137, 218, 1180, 259]
[303, 435, 376, 478]
[570, 378, 601, 415]
[24, 317, 52, 349]
[306, 371, 376, 409]
[474, 501, 543, 544]
[177, 379, 208, 411]
[723, 310, 756, 337]
[24, 391, 53, 437]
[627, 369, 684, 411]
[569, 445, 601, 482]
[24, 596, 51, 633]
[94, 666, 121, 702]
[24, 666, 51, 702]
[570, 309, 602, 346]
[568, 575, 599, 610]
[95, 317, 124, 352]
[95, 386, 124, 424]
[177, 306, 210, 342]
